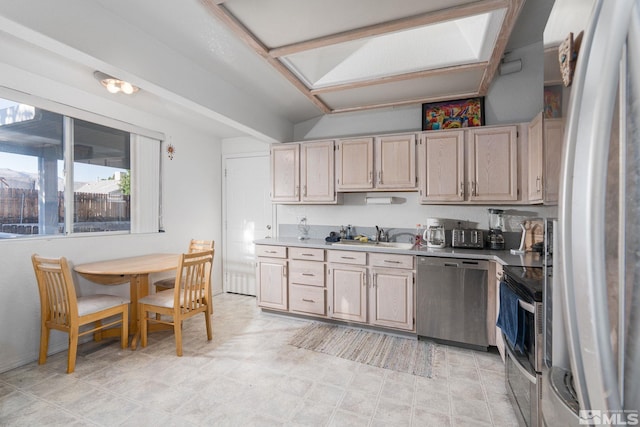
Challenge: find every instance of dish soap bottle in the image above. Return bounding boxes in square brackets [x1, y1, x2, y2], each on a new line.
[415, 224, 423, 247]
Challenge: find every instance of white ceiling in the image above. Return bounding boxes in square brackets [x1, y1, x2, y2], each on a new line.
[0, 0, 565, 140]
[204, 0, 526, 114]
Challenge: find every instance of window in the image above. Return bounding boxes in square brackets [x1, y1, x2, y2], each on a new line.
[0, 96, 160, 238]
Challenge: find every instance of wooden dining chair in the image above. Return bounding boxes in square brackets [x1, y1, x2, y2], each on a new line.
[139, 249, 214, 356]
[31, 254, 130, 373]
[153, 239, 214, 314]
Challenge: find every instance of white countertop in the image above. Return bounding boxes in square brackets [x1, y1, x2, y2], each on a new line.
[254, 237, 543, 268]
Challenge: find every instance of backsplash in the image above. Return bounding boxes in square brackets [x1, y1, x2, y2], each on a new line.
[279, 223, 522, 249]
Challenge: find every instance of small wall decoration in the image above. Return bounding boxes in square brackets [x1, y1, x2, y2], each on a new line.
[166, 143, 176, 160]
[544, 85, 562, 118]
[559, 31, 583, 87]
[422, 97, 485, 131]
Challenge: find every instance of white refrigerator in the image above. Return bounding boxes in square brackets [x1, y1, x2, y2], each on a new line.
[543, 0, 640, 424]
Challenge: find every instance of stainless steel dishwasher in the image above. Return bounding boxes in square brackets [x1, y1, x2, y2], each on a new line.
[416, 256, 489, 350]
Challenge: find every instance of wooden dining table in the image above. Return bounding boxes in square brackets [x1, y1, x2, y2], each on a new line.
[74, 253, 179, 348]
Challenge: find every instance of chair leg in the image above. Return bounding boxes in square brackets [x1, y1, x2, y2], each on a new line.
[67, 330, 79, 374]
[38, 325, 50, 365]
[205, 309, 212, 341]
[174, 319, 183, 357]
[140, 304, 148, 348]
[120, 307, 129, 349]
[93, 320, 103, 342]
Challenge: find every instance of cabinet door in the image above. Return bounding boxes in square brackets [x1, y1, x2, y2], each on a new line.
[301, 140, 335, 202]
[270, 144, 299, 202]
[369, 268, 414, 331]
[327, 265, 367, 322]
[467, 126, 518, 202]
[543, 119, 565, 204]
[256, 258, 288, 310]
[335, 138, 374, 191]
[419, 130, 465, 203]
[528, 112, 544, 203]
[375, 134, 416, 189]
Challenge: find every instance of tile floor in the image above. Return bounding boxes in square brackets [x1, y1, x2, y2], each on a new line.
[0, 293, 518, 426]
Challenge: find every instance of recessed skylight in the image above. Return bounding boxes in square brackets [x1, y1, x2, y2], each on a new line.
[280, 9, 506, 89]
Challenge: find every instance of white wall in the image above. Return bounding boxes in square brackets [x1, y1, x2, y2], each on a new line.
[293, 42, 544, 141]
[0, 45, 224, 374]
[276, 193, 557, 237]
[285, 41, 551, 234]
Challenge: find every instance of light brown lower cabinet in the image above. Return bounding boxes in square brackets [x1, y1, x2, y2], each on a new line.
[495, 263, 505, 362]
[256, 257, 288, 311]
[327, 250, 415, 331]
[289, 258, 326, 316]
[256, 245, 416, 333]
[369, 267, 414, 330]
[256, 244, 288, 311]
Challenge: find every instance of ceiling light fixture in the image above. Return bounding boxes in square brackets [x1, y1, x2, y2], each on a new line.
[93, 71, 139, 95]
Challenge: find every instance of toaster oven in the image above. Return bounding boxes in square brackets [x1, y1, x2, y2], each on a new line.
[451, 229, 484, 249]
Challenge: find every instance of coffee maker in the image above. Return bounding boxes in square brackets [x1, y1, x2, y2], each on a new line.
[423, 218, 446, 248]
[487, 209, 505, 250]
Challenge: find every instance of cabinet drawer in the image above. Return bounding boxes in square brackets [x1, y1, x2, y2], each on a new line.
[369, 253, 414, 269]
[289, 260, 325, 287]
[289, 247, 325, 261]
[327, 250, 367, 265]
[255, 245, 287, 258]
[290, 284, 326, 316]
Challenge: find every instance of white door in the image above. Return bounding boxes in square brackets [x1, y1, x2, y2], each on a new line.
[223, 153, 273, 295]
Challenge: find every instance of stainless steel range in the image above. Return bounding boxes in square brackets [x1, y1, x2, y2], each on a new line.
[499, 265, 544, 427]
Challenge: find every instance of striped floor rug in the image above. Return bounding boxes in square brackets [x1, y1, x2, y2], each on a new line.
[289, 322, 434, 378]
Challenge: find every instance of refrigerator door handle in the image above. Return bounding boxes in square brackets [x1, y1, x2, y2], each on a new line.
[560, 0, 637, 414]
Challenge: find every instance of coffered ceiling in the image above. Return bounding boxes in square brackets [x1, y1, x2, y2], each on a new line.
[202, 0, 525, 114]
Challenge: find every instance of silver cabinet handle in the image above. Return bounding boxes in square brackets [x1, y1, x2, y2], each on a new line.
[302, 298, 315, 303]
[460, 182, 464, 197]
[341, 256, 355, 260]
[384, 260, 401, 264]
[301, 273, 315, 277]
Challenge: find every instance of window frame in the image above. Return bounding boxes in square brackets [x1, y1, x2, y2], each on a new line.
[0, 86, 164, 240]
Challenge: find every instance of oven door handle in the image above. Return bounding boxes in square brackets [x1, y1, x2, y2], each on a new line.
[518, 299, 535, 314]
[504, 335, 538, 384]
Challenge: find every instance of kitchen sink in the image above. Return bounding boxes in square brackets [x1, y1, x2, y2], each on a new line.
[331, 240, 414, 250]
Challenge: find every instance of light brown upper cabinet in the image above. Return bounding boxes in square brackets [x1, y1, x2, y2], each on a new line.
[467, 126, 518, 202]
[374, 134, 417, 189]
[336, 133, 416, 192]
[528, 112, 544, 203]
[335, 137, 374, 191]
[418, 130, 465, 203]
[527, 112, 565, 205]
[270, 143, 299, 202]
[270, 140, 336, 204]
[543, 118, 564, 204]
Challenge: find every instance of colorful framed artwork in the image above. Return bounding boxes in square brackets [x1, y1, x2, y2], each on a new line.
[544, 85, 562, 118]
[422, 97, 485, 131]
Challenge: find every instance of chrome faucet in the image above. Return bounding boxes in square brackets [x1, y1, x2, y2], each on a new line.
[375, 226, 388, 242]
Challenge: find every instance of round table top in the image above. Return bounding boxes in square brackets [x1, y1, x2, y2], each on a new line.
[74, 253, 179, 276]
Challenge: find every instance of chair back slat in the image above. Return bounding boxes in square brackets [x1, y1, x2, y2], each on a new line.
[32, 255, 78, 328]
[188, 239, 214, 253]
[175, 249, 213, 314]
